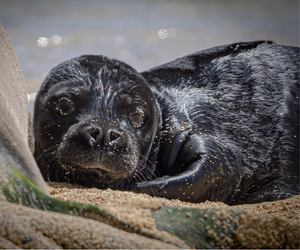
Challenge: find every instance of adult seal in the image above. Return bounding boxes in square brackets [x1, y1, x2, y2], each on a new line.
[34, 41, 299, 205]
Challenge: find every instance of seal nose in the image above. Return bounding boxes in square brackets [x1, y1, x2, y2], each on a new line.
[88, 126, 122, 146]
[109, 129, 121, 143]
[89, 128, 101, 142]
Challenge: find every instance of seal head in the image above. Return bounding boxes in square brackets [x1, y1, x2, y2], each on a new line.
[34, 55, 158, 187]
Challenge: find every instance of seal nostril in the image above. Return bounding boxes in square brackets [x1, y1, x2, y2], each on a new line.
[89, 128, 100, 141]
[109, 131, 121, 142]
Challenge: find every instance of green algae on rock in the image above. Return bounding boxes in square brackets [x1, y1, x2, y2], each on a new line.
[153, 206, 299, 248]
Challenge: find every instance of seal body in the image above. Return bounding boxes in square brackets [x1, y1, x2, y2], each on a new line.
[34, 41, 299, 204]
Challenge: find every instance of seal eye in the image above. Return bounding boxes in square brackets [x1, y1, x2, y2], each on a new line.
[57, 97, 74, 115]
[128, 107, 146, 128]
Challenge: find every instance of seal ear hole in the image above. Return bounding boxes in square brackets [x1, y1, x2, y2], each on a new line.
[128, 107, 146, 128]
[57, 97, 74, 115]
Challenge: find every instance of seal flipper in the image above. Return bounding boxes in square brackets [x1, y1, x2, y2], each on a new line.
[133, 136, 241, 204]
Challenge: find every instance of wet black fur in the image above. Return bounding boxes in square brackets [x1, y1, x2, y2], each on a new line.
[34, 41, 299, 205]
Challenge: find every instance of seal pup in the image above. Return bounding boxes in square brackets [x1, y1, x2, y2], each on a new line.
[34, 41, 299, 204]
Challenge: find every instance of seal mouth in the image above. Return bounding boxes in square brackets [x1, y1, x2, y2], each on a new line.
[53, 117, 141, 180]
[57, 150, 137, 179]
[59, 161, 130, 186]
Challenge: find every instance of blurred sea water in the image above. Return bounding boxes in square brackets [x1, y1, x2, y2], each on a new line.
[0, 0, 299, 111]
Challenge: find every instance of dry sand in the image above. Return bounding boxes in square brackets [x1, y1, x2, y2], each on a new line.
[47, 182, 299, 248]
[47, 182, 299, 222]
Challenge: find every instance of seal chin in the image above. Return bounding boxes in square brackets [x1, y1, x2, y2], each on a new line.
[58, 157, 137, 181]
[55, 141, 149, 186]
[61, 164, 128, 187]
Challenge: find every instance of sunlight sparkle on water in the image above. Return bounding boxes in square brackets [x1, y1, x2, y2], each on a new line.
[37, 35, 70, 47]
[158, 28, 176, 39]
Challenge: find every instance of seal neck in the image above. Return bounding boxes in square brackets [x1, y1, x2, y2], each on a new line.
[146, 98, 163, 176]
